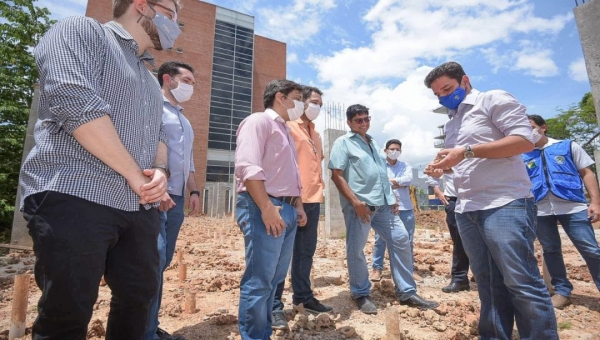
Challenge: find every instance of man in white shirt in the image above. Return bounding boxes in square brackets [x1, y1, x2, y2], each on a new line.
[523, 114, 600, 309]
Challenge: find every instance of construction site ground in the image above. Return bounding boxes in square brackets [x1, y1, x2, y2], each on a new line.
[1, 210, 599, 339]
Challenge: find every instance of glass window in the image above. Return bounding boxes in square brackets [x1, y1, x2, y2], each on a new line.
[209, 115, 231, 124]
[232, 117, 244, 126]
[209, 132, 231, 142]
[215, 33, 235, 45]
[235, 46, 253, 57]
[232, 102, 251, 111]
[211, 80, 233, 92]
[212, 70, 233, 81]
[234, 79, 252, 88]
[235, 62, 252, 72]
[211, 89, 232, 99]
[206, 173, 231, 182]
[211, 96, 233, 106]
[237, 26, 253, 35]
[235, 54, 253, 64]
[214, 57, 234, 68]
[233, 92, 252, 102]
[212, 64, 234, 75]
[214, 50, 234, 61]
[209, 126, 232, 135]
[208, 140, 231, 150]
[214, 40, 234, 52]
[232, 109, 249, 118]
[233, 85, 252, 96]
[233, 74, 252, 83]
[210, 105, 232, 116]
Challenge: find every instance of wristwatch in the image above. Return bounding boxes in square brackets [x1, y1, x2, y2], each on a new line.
[464, 145, 475, 159]
[152, 165, 171, 179]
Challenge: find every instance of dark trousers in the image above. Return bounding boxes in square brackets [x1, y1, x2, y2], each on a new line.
[23, 191, 160, 340]
[446, 198, 469, 284]
[273, 202, 320, 311]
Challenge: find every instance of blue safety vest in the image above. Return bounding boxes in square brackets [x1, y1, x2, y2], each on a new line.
[522, 140, 586, 203]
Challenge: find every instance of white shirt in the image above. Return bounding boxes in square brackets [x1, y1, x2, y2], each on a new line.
[386, 160, 413, 210]
[444, 89, 533, 213]
[535, 138, 594, 216]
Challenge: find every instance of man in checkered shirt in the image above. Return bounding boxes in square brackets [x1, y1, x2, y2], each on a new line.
[18, 0, 183, 339]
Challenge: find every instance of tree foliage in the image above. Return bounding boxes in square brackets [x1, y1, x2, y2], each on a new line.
[0, 0, 54, 240]
[546, 92, 598, 158]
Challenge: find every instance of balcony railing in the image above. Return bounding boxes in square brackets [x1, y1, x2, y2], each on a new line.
[434, 140, 445, 149]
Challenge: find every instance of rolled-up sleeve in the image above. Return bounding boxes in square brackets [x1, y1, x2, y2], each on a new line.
[37, 17, 111, 135]
[485, 90, 533, 143]
[235, 115, 268, 183]
[328, 138, 348, 171]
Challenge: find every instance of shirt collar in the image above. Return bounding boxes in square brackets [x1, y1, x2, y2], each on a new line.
[105, 21, 155, 66]
[461, 88, 480, 106]
[163, 95, 183, 111]
[347, 131, 373, 142]
[295, 117, 314, 128]
[265, 108, 286, 123]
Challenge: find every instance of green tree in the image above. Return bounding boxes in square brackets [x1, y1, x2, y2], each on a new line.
[546, 92, 598, 168]
[0, 0, 54, 241]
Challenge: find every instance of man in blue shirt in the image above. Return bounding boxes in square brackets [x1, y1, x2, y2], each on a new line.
[329, 104, 438, 314]
[145, 61, 200, 340]
[524, 114, 600, 309]
[370, 139, 417, 282]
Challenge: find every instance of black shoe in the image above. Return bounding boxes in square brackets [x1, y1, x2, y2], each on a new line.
[442, 282, 470, 293]
[354, 296, 378, 314]
[157, 327, 185, 340]
[302, 297, 333, 314]
[400, 294, 439, 310]
[271, 311, 289, 330]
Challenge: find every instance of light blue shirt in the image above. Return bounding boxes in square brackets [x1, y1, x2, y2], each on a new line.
[328, 132, 395, 209]
[162, 98, 195, 196]
[386, 160, 413, 210]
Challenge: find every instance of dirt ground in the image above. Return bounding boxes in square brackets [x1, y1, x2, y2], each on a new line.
[1, 210, 600, 340]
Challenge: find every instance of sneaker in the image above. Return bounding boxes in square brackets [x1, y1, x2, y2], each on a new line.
[271, 311, 289, 330]
[354, 296, 378, 314]
[551, 294, 571, 309]
[156, 327, 185, 340]
[370, 268, 382, 282]
[302, 297, 333, 314]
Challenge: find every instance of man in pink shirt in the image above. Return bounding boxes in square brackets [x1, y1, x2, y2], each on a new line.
[235, 79, 308, 340]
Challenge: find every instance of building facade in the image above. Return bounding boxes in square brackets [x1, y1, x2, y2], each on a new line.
[85, 0, 287, 215]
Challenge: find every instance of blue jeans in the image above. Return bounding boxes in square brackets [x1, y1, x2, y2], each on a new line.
[273, 202, 320, 311]
[536, 210, 600, 297]
[236, 192, 297, 340]
[343, 204, 416, 300]
[145, 194, 186, 340]
[372, 209, 415, 270]
[456, 198, 558, 340]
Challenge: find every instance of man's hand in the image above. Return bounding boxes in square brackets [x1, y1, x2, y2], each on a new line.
[430, 147, 466, 170]
[588, 202, 600, 223]
[261, 204, 286, 237]
[353, 201, 371, 223]
[433, 186, 449, 206]
[139, 168, 168, 203]
[159, 193, 176, 212]
[188, 193, 201, 216]
[423, 163, 445, 178]
[296, 204, 307, 227]
[390, 202, 399, 214]
[127, 173, 152, 204]
[389, 179, 400, 189]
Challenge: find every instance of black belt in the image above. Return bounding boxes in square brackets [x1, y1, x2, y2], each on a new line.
[269, 195, 299, 206]
[445, 196, 457, 202]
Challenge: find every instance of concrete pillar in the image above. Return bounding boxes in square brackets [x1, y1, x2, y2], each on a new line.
[10, 85, 39, 248]
[574, 1, 600, 180]
[323, 128, 346, 239]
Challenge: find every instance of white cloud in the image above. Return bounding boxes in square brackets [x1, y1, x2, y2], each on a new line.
[256, 0, 336, 46]
[481, 42, 559, 78]
[569, 57, 589, 82]
[288, 52, 299, 64]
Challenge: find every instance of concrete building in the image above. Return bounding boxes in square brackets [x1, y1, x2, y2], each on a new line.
[85, 0, 287, 215]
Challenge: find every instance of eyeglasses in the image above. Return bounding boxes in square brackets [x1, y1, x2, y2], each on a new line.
[149, 1, 177, 21]
[352, 116, 371, 124]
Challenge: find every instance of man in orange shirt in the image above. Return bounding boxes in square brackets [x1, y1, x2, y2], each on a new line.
[272, 86, 331, 329]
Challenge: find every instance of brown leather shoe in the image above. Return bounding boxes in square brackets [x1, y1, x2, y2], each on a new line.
[370, 268, 382, 281]
[551, 294, 571, 309]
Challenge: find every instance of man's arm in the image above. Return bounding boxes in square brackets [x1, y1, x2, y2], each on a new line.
[186, 172, 200, 215]
[579, 167, 600, 222]
[331, 169, 371, 223]
[245, 180, 286, 236]
[393, 163, 413, 187]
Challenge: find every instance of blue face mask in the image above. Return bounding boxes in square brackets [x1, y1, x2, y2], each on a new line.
[439, 86, 466, 110]
[152, 12, 181, 50]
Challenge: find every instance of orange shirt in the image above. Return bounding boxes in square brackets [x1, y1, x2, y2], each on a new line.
[287, 119, 325, 203]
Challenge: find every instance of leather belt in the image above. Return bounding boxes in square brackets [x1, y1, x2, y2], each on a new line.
[445, 196, 458, 202]
[269, 195, 299, 206]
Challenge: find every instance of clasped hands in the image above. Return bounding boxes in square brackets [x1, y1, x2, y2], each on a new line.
[423, 147, 466, 178]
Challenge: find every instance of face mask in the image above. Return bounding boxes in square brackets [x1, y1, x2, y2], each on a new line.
[170, 79, 193, 103]
[281, 97, 305, 121]
[152, 12, 181, 50]
[439, 85, 466, 110]
[387, 150, 401, 160]
[532, 128, 543, 143]
[305, 103, 321, 121]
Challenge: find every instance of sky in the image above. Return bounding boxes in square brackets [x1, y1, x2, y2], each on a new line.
[36, 0, 593, 171]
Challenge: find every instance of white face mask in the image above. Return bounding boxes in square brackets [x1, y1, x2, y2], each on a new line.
[282, 98, 305, 121]
[170, 80, 194, 103]
[532, 128, 543, 143]
[387, 150, 401, 160]
[305, 103, 321, 121]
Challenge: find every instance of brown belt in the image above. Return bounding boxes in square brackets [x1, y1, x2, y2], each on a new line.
[269, 195, 299, 206]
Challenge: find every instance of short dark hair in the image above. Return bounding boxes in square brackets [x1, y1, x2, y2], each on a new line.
[263, 79, 303, 109]
[346, 104, 369, 121]
[157, 61, 195, 86]
[386, 139, 402, 149]
[302, 86, 323, 101]
[424, 61, 466, 88]
[527, 114, 546, 127]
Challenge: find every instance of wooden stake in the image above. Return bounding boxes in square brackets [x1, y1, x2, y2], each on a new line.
[177, 249, 183, 266]
[220, 234, 225, 245]
[9, 274, 30, 340]
[179, 263, 187, 282]
[184, 290, 197, 314]
[385, 306, 400, 340]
